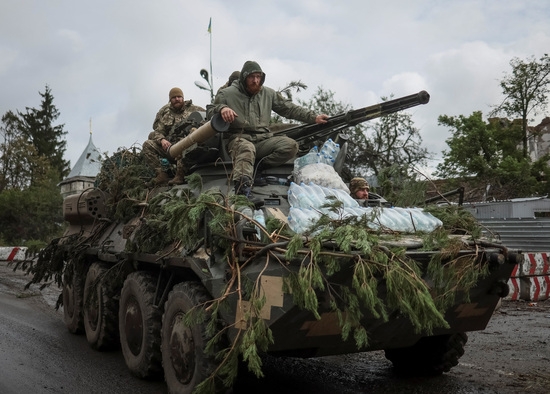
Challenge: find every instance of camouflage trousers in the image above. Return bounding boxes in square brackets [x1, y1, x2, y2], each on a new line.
[227, 134, 298, 181]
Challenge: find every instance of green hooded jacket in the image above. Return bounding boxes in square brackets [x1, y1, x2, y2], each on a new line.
[207, 60, 317, 134]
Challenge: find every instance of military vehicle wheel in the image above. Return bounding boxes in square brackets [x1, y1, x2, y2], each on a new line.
[62, 262, 86, 334]
[162, 281, 222, 394]
[119, 271, 163, 379]
[83, 262, 120, 350]
[384, 332, 467, 376]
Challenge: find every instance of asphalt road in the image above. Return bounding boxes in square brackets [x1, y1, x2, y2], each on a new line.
[1, 261, 549, 394]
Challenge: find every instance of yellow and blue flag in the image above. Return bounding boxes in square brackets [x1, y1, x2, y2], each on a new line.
[207, 18, 212, 33]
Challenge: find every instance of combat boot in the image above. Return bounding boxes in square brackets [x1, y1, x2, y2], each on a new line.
[234, 176, 264, 207]
[149, 169, 170, 187]
[168, 165, 186, 186]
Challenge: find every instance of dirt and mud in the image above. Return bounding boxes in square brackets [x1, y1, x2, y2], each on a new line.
[1, 260, 549, 394]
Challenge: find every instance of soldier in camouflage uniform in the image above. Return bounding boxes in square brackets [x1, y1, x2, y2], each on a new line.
[142, 87, 205, 186]
[207, 61, 328, 203]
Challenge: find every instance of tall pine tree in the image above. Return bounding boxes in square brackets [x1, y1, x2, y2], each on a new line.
[18, 85, 70, 180]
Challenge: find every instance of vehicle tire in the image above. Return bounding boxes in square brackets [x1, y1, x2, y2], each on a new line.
[83, 262, 120, 350]
[119, 271, 163, 379]
[384, 332, 468, 376]
[62, 262, 86, 334]
[162, 281, 223, 394]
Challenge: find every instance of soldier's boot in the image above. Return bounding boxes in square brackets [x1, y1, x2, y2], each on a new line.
[234, 176, 264, 208]
[253, 162, 268, 186]
[168, 165, 186, 186]
[149, 169, 170, 187]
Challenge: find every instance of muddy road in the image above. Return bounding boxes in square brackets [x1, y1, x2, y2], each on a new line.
[1, 261, 549, 393]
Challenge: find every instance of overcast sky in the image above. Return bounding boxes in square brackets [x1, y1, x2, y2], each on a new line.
[1, 0, 549, 176]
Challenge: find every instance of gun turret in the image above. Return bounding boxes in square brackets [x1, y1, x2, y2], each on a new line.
[278, 90, 430, 149]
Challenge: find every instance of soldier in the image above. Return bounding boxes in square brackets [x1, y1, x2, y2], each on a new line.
[143, 87, 205, 186]
[215, 70, 240, 96]
[349, 177, 370, 199]
[207, 61, 328, 203]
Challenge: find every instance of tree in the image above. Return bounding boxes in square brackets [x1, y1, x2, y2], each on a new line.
[296, 89, 431, 203]
[297, 86, 352, 116]
[18, 85, 70, 180]
[0, 86, 68, 244]
[492, 54, 550, 158]
[436, 111, 550, 199]
[0, 111, 51, 192]
[343, 95, 430, 191]
[0, 167, 63, 244]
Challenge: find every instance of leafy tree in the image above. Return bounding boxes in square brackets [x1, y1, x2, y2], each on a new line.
[436, 112, 500, 179]
[492, 54, 550, 158]
[0, 167, 63, 245]
[18, 85, 70, 180]
[296, 89, 431, 200]
[436, 111, 550, 199]
[348, 100, 430, 178]
[297, 86, 352, 116]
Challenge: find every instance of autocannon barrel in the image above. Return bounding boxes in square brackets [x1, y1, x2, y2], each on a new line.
[167, 114, 229, 159]
[280, 90, 430, 144]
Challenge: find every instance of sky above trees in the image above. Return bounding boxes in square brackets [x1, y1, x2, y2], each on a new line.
[1, 0, 550, 174]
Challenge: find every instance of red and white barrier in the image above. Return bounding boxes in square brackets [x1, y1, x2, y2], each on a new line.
[504, 252, 550, 301]
[520, 252, 550, 276]
[0, 247, 28, 262]
[506, 277, 521, 301]
[520, 275, 550, 301]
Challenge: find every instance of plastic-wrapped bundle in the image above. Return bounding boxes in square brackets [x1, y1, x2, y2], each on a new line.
[407, 208, 443, 232]
[324, 186, 359, 208]
[288, 207, 322, 234]
[288, 182, 358, 209]
[293, 151, 321, 172]
[286, 182, 442, 234]
[320, 139, 340, 165]
[372, 207, 442, 233]
[385, 207, 416, 233]
[288, 182, 317, 208]
[293, 163, 350, 192]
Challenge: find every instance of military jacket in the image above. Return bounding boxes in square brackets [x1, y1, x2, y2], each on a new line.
[150, 100, 204, 142]
[207, 84, 317, 134]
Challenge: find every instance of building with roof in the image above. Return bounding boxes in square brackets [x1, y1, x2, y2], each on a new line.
[58, 133, 102, 199]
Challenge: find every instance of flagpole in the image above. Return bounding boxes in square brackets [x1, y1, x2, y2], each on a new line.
[208, 17, 213, 102]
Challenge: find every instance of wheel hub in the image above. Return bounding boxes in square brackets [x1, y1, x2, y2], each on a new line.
[124, 296, 143, 356]
[169, 312, 195, 384]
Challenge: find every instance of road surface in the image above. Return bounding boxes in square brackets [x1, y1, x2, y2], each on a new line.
[1, 261, 549, 393]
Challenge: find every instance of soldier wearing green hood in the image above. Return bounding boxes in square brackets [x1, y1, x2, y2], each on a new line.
[207, 60, 328, 203]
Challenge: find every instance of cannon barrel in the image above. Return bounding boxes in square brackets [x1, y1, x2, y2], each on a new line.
[279, 90, 430, 146]
[167, 114, 228, 159]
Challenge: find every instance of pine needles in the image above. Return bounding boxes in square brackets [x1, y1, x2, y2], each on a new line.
[25, 149, 495, 393]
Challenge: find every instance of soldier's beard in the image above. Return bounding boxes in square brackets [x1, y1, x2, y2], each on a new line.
[246, 82, 262, 95]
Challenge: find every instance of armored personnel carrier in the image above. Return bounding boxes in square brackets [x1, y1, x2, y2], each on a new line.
[34, 91, 520, 393]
